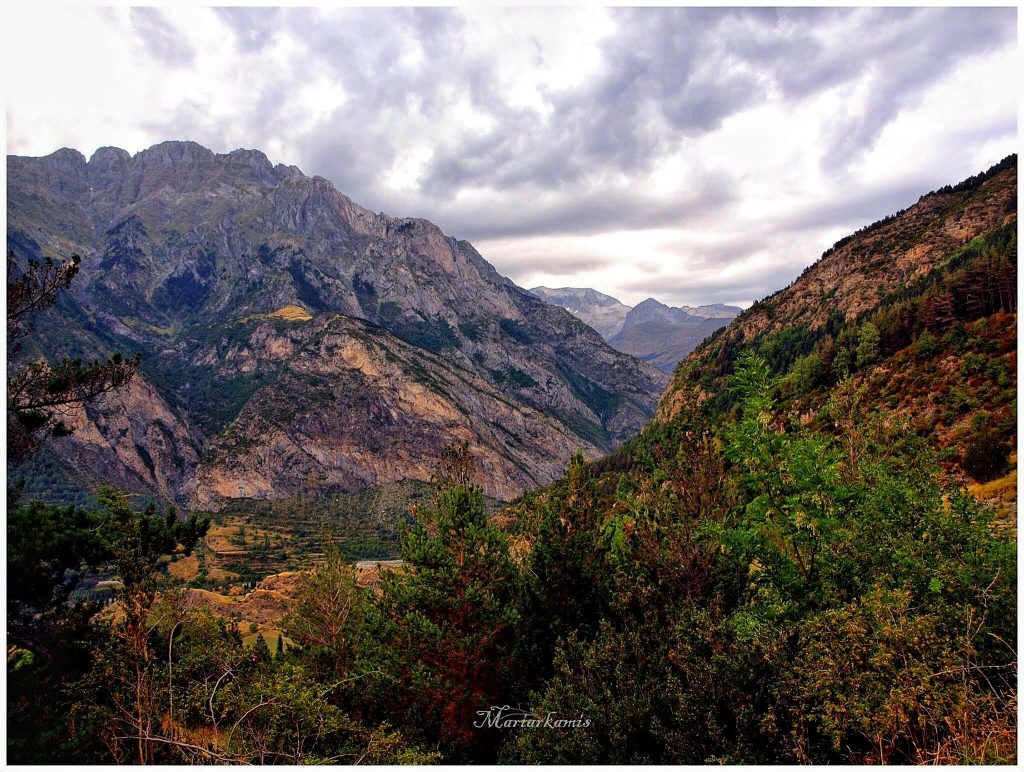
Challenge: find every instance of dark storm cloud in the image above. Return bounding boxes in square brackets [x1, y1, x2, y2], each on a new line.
[282, 6, 486, 118]
[197, 6, 1013, 239]
[438, 177, 737, 242]
[409, 6, 1016, 198]
[243, 7, 490, 207]
[301, 121, 397, 209]
[488, 251, 615, 277]
[129, 8, 195, 68]
[420, 7, 769, 195]
[116, 4, 1015, 305]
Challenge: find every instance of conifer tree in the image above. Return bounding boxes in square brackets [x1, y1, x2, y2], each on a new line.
[366, 454, 522, 760]
[7, 251, 139, 464]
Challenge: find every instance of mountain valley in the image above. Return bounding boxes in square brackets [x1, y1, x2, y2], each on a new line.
[530, 287, 741, 371]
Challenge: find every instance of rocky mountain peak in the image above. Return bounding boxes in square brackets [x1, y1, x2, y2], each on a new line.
[226, 147, 272, 169]
[48, 146, 89, 168]
[140, 139, 216, 167]
[621, 297, 693, 331]
[532, 287, 624, 309]
[274, 163, 305, 182]
[632, 297, 670, 312]
[224, 147, 278, 185]
[89, 146, 132, 165]
[528, 287, 632, 338]
[19, 147, 90, 197]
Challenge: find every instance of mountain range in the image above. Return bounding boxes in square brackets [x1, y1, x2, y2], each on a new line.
[530, 287, 741, 371]
[7, 141, 667, 509]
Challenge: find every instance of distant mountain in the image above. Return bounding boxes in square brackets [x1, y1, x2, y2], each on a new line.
[619, 297, 695, 331]
[531, 288, 740, 371]
[7, 141, 668, 509]
[609, 316, 734, 373]
[529, 286, 631, 338]
[680, 302, 743, 319]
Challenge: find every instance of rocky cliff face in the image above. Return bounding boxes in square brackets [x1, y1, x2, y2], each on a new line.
[181, 313, 611, 509]
[8, 141, 667, 508]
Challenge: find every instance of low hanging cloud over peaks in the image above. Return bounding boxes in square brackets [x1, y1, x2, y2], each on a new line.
[5, 6, 1017, 307]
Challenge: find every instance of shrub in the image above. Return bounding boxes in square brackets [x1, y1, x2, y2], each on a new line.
[962, 430, 1011, 482]
[916, 331, 940, 361]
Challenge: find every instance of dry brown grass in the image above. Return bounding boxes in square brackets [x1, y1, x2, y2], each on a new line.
[241, 628, 296, 655]
[187, 588, 236, 606]
[244, 304, 313, 323]
[267, 304, 312, 321]
[167, 554, 199, 581]
[969, 471, 1017, 501]
[206, 566, 239, 582]
[969, 470, 1017, 531]
[183, 573, 299, 628]
[206, 520, 288, 556]
[920, 690, 1017, 764]
[205, 523, 245, 555]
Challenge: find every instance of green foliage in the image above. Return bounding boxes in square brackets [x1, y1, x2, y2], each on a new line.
[96, 488, 209, 592]
[786, 352, 824, 394]
[855, 321, 880, 369]
[721, 352, 844, 601]
[517, 452, 613, 683]
[457, 319, 484, 341]
[362, 482, 524, 760]
[753, 323, 813, 374]
[284, 548, 368, 677]
[502, 353, 1015, 764]
[916, 329, 940, 360]
[498, 317, 533, 344]
[7, 498, 112, 615]
[10, 345, 1017, 764]
[9, 199, 1019, 767]
[7, 488, 210, 764]
[379, 301, 460, 352]
[553, 361, 623, 447]
[488, 365, 538, 389]
[7, 250, 140, 463]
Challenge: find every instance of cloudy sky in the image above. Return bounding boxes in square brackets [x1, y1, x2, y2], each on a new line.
[4, 5, 1017, 307]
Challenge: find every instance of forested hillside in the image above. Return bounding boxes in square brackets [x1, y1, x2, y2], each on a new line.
[662, 155, 1017, 507]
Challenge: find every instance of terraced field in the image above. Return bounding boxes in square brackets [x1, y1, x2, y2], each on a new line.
[165, 479, 502, 591]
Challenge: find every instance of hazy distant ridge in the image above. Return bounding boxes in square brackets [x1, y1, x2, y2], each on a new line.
[530, 287, 741, 370]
